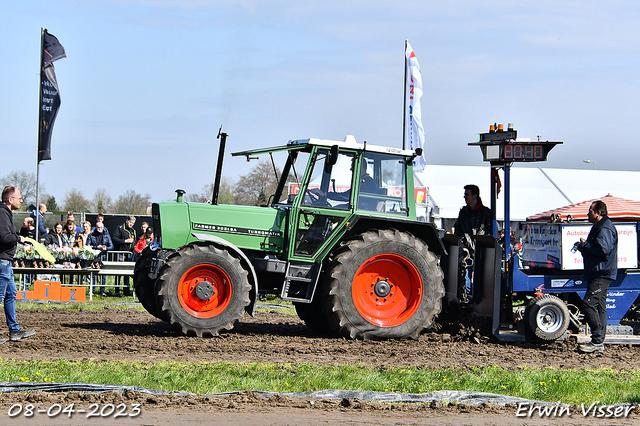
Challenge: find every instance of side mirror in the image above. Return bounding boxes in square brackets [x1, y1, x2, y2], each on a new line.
[325, 145, 339, 174]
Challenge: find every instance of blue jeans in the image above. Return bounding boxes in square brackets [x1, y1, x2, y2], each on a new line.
[0, 259, 20, 332]
[464, 266, 473, 295]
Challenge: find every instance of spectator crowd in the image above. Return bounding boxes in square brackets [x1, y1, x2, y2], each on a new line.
[22, 208, 155, 297]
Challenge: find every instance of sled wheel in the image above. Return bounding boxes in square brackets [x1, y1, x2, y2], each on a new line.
[156, 243, 250, 337]
[134, 249, 164, 321]
[324, 229, 444, 340]
[524, 294, 570, 342]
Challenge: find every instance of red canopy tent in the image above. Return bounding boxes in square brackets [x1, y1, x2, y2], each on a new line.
[527, 194, 640, 222]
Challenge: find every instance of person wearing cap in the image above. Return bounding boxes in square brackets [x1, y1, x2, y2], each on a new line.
[134, 227, 154, 256]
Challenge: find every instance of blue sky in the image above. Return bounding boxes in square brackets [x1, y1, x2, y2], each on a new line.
[2, 1, 640, 204]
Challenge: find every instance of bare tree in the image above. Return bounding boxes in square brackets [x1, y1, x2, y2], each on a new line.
[90, 188, 112, 213]
[112, 190, 151, 215]
[62, 188, 90, 213]
[0, 170, 43, 208]
[187, 177, 235, 204]
[233, 161, 280, 206]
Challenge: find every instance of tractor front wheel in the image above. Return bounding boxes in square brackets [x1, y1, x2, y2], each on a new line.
[134, 249, 164, 321]
[156, 243, 251, 337]
[294, 293, 332, 333]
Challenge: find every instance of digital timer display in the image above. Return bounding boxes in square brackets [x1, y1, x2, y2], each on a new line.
[469, 125, 562, 164]
[502, 144, 546, 161]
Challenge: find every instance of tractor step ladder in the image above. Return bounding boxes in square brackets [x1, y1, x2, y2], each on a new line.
[281, 261, 321, 303]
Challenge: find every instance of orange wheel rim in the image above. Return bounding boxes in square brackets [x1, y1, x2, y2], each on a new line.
[352, 253, 422, 327]
[178, 264, 233, 318]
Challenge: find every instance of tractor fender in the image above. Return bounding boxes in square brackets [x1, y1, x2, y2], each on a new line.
[344, 216, 446, 256]
[191, 232, 258, 317]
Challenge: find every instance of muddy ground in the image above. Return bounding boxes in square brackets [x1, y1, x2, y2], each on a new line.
[0, 305, 638, 425]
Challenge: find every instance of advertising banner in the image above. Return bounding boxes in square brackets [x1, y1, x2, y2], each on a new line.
[522, 222, 637, 270]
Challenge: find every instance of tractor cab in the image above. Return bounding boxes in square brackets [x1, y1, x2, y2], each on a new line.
[233, 136, 424, 264]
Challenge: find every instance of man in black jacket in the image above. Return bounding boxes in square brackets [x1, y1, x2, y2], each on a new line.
[112, 215, 136, 296]
[454, 184, 492, 298]
[576, 200, 618, 353]
[0, 186, 36, 343]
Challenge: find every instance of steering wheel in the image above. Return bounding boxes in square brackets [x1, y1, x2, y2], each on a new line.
[305, 188, 330, 207]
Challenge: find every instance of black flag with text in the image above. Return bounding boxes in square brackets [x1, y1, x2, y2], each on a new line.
[38, 29, 66, 162]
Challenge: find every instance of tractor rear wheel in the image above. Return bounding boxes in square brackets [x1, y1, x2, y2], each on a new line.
[324, 229, 444, 340]
[134, 249, 164, 321]
[524, 294, 570, 342]
[156, 243, 251, 337]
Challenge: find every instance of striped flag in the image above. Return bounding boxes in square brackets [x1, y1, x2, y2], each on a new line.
[405, 41, 426, 172]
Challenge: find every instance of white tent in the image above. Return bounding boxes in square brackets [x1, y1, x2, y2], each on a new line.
[416, 166, 640, 225]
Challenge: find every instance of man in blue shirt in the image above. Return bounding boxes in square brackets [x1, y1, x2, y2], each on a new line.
[31, 203, 48, 240]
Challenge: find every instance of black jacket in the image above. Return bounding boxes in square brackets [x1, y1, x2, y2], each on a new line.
[0, 203, 20, 261]
[454, 199, 492, 255]
[112, 224, 136, 251]
[579, 215, 618, 281]
[44, 232, 64, 248]
[19, 226, 36, 240]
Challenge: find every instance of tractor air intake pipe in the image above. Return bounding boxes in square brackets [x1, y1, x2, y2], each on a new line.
[211, 126, 227, 205]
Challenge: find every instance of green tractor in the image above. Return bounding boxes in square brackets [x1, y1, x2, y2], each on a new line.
[134, 133, 446, 339]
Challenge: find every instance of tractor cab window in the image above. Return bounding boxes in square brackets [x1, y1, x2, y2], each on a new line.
[357, 152, 407, 215]
[302, 150, 354, 210]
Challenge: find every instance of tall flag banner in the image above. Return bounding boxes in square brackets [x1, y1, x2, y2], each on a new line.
[38, 29, 66, 163]
[405, 41, 426, 172]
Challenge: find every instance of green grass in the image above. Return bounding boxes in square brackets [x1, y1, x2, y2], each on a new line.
[0, 360, 638, 405]
[7, 296, 637, 405]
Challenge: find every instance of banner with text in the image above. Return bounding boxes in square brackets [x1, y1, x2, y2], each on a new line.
[38, 29, 66, 163]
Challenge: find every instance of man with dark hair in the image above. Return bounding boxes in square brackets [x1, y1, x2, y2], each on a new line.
[93, 214, 110, 235]
[454, 184, 492, 297]
[112, 215, 136, 297]
[576, 200, 618, 353]
[0, 186, 36, 343]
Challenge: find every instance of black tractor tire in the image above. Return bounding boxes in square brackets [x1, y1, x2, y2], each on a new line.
[294, 293, 332, 333]
[155, 243, 251, 337]
[134, 249, 164, 321]
[524, 294, 570, 342]
[323, 229, 445, 340]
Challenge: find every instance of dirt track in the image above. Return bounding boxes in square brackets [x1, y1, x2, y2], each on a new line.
[0, 306, 638, 425]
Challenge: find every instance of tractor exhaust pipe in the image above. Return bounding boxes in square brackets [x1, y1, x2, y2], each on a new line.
[211, 126, 227, 205]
